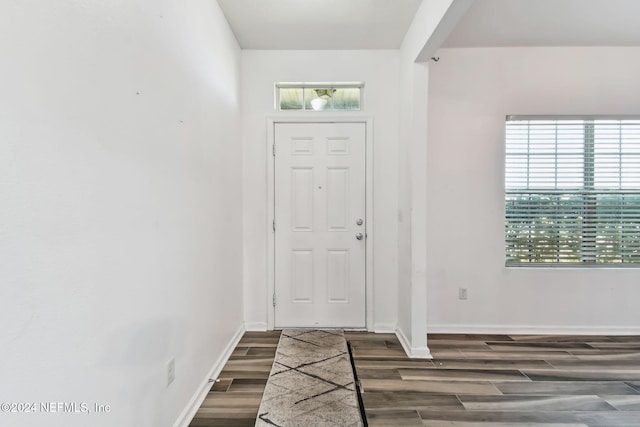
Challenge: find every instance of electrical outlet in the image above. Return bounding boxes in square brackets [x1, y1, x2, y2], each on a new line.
[458, 288, 468, 300]
[167, 358, 175, 386]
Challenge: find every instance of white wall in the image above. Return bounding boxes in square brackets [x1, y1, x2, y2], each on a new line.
[427, 47, 640, 333]
[241, 50, 399, 332]
[0, 1, 243, 426]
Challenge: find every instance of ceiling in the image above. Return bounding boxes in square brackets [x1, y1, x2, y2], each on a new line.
[443, 0, 640, 48]
[216, 0, 423, 49]
[217, 0, 640, 50]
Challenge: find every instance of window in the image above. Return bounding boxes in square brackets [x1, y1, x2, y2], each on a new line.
[505, 116, 640, 266]
[276, 83, 362, 111]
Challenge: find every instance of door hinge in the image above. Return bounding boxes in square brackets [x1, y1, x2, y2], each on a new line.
[272, 144, 276, 156]
[272, 293, 276, 307]
[272, 218, 276, 232]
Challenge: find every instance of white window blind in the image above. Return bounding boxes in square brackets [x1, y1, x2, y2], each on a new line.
[505, 116, 640, 266]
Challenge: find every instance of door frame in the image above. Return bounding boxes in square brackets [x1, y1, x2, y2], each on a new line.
[267, 115, 374, 331]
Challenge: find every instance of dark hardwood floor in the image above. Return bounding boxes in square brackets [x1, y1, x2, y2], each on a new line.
[189, 331, 281, 427]
[189, 331, 640, 427]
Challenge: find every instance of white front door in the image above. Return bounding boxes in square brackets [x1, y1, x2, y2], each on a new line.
[274, 122, 366, 328]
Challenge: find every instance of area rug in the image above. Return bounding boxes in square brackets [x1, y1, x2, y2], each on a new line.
[255, 329, 364, 427]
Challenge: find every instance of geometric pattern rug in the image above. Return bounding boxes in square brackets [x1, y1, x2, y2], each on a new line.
[255, 329, 364, 427]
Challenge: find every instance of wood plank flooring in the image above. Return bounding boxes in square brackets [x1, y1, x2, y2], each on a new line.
[189, 332, 640, 427]
[189, 331, 281, 427]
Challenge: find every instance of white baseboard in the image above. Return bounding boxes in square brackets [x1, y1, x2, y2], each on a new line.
[173, 324, 245, 427]
[244, 321, 268, 331]
[427, 324, 640, 336]
[373, 323, 397, 333]
[396, 327, 432, 359]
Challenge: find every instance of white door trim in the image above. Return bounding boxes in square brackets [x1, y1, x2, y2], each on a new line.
[267, 115, 374, 331]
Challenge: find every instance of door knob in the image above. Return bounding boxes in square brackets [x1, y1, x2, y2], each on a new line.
[356, 233, 364, 240]
[356, 218, 364, 226]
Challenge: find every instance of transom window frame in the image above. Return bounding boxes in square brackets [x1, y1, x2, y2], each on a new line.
[275, 82, 364, 112]
[504, 114, 640, 268]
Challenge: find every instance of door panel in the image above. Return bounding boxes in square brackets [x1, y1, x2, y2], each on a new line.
[274, 122, 366, 328]
[291, 250, 313, 302]
[327, 250, 349, 302]
[291, 168, 314, 231]
[327, 167, 349, 231]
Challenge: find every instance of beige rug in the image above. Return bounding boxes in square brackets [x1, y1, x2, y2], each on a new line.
[255, 329, 364, 427]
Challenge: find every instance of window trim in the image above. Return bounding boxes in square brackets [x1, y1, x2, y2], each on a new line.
[275, 82, 364, 112]
[504, 115, 640, 268]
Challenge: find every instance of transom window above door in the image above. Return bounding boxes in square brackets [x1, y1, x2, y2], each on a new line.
[276, 83, 363, 111]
